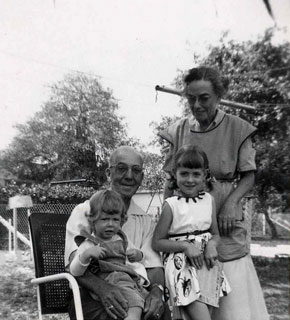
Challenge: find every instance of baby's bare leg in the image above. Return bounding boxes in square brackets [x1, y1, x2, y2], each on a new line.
[125, 306, 142, 320]
[183, 301, 211, 320]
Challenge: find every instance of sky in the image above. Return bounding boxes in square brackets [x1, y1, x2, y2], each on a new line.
[0, 0, 289, 153]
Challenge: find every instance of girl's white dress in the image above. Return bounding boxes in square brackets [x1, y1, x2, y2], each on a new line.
[164, 192, 230, 308]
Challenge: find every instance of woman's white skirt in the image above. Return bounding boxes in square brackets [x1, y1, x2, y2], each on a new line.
[212, 254, 269, 320]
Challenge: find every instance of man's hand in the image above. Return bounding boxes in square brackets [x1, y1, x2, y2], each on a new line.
[143, 285, 165, 320]
[99, 281, 129, 319]
[126, 248, 143, 262]
[218, 198, 239, 236]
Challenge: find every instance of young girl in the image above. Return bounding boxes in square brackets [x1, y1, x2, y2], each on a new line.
[152, 145, 230, 320]
[69, 189, 148, 320]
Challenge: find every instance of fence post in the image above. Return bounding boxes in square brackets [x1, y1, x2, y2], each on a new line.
[8, 195, 33, 254]
[8, 218, 12, 252]
[13, 208, 18, 253]
[262, 213, 266, 235]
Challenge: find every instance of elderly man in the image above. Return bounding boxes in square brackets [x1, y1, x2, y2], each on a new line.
[65, 146, 169, 320]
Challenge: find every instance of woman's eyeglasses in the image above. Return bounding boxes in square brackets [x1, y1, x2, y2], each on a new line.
[110, 163, 143, 176]
[185, 94, 210, 105]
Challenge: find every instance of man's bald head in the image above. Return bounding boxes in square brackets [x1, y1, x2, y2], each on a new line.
[109, 146, 144, 167]
[107, 146, 144, 204]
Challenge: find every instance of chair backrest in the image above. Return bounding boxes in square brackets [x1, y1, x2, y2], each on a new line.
[29, 212, 71, 315]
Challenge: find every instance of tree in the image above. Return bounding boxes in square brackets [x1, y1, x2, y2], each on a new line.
[150, 115, 182, 150]
[192, 30, 290, 224]
[153, 29, 290, 238]
[141, 152, 165, 194]
[0, 73, 128, 186]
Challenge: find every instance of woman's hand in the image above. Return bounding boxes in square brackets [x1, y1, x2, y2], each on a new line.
[204, 240, 218, 270]
[218, 198, 239, 236]
[183, 242, 203, 269]
[126, 248, 143, 262]
[218, 171, 255, 236]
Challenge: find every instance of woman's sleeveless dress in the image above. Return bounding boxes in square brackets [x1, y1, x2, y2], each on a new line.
[160, 111, 269, 320]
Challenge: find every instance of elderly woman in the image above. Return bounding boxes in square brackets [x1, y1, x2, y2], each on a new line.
[159, 66, 269, 320]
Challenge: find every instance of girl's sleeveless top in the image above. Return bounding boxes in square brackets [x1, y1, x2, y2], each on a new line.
[166, 192, 213, 236]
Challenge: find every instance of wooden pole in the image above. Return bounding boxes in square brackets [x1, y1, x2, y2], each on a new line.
[155, 85, 256, 112]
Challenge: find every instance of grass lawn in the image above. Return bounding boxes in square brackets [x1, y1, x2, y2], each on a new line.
[0, 252, 288, 320]
[252, 256, 289, 320]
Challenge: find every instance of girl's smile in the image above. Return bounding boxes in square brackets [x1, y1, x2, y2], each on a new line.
[176, 167, 206, 197]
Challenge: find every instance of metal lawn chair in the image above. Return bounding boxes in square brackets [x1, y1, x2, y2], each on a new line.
[29, 212, 83, 320]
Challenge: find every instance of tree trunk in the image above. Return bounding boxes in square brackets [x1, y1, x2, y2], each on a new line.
[264, 207, 279, 239]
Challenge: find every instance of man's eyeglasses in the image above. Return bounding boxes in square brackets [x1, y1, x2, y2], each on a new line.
[110, 163, 143, 176]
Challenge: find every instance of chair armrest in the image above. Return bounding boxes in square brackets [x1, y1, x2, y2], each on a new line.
[31, 273, 83, 320]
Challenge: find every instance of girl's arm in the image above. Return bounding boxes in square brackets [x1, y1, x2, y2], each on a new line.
[204, 197, 220, 269]
[152, 202, 185, 253]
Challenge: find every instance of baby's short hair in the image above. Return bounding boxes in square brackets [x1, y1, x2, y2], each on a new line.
[87, 189, 126, 223]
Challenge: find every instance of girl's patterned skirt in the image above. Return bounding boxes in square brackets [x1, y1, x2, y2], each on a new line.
[164, 232, 231, 308]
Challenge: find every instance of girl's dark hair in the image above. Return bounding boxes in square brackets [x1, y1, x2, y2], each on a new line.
[174, 145, 209, 171]
[170, 145, 213, 191]
[87, 189, 126, 224]
[183, 66, 229, 98]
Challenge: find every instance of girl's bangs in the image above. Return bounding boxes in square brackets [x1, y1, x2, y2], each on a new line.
[176, 150, 205, 169]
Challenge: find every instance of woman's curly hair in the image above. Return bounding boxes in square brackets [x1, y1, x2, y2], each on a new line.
[183, 66, 229, 98]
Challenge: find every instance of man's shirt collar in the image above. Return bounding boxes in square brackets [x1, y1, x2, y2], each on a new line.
[127, 198, 146, 216]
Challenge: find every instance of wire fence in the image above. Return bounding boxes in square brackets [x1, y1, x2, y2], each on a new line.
[0, 203, 77, 250]
[0, 198, 272, 251]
